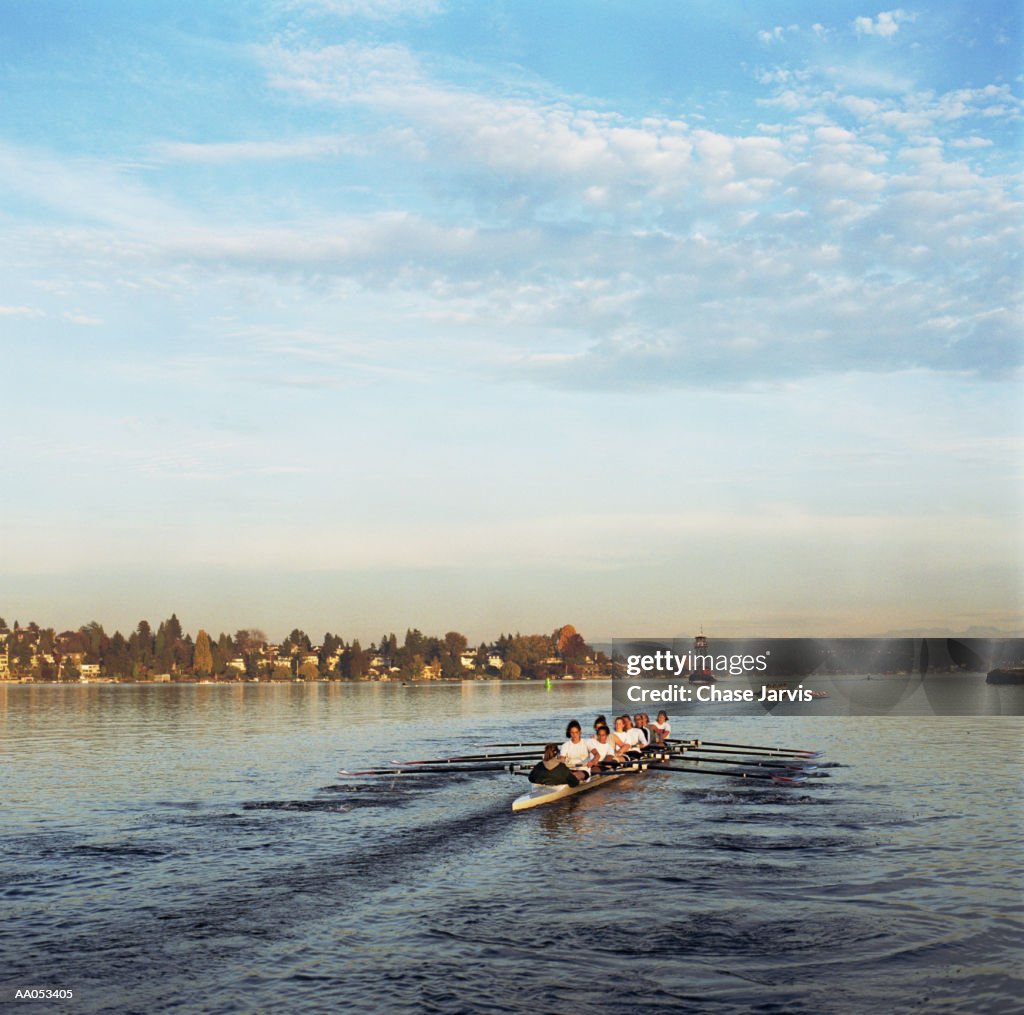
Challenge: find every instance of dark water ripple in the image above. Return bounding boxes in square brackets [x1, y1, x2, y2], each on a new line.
[2, 684, 1021, 1014]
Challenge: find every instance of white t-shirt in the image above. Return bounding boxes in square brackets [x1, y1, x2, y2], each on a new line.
[635, 726, 650, 747]
[610, 727, 641, 750]
[559, 738, 592, 768]
[621, 727, 644, 748]
[651, 720, 671, 738]
[585, 737, 615, 762]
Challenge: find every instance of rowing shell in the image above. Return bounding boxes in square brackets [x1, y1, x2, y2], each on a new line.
[511, 754, 666, 812]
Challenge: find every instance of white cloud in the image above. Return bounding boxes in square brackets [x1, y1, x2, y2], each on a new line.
[758, 24, 800, 45]
[62, 311, 103, 325]
[151, 135, 368, 163]
[285, 0, 443, 20]
[853, 10, 915, 38]
[0, 304, 44, 317]
[951, 137, 994, 149]
[3, 38, 1019, 395]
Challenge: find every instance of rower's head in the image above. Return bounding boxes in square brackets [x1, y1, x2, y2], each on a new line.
[565, 719, 582, 741]
[593, 714, 607, 730]
[657, 710, 668, 723]
[633, 713, 645, 727]
[543, 743, 560, 761]
[595, 725, 610, 740]
[621, 714, 634, 729]
[614, 716, 626, 731]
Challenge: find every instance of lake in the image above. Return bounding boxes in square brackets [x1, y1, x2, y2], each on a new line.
[2, 681, 1022, 1014]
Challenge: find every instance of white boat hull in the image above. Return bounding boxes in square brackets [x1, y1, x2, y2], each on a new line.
[512, 770, 631, 811]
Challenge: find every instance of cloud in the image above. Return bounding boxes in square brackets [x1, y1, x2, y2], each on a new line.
[284, 0, 444, 20]
[0, 304, 44, 317]
[853, 10, 915, 38]
[3, 34, 1020, 395]
[151, 135, 369, 163]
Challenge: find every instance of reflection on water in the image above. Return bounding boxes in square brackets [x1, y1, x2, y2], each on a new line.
[1, 682, 1022, 1014]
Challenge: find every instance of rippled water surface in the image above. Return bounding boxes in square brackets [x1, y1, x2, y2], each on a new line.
[2, 682, 1022, 1014]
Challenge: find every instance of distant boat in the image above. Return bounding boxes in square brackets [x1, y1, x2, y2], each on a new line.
[688, 629, 717, 683]
[986, 667, 1024, 685]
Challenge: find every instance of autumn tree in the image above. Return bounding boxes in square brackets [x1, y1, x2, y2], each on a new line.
[194, 630, 213, 675]
[556, 625, 578, 655]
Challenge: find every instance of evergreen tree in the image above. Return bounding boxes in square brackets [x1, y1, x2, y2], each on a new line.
[129, 620, 154, 674]
[104, 631, 130, 677]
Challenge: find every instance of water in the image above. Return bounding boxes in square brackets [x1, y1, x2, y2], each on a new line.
[2, 681, 1022, 1014]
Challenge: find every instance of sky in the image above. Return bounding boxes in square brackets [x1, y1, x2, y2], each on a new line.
[0, 0, 1021, 643]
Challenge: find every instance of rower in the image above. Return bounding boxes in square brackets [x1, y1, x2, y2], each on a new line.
[528, 743, 587, 786]
[559, 720, 594, 775]
[584, 724, 617, 769]
[617, 714, 646, 757]
[650, 710, 671, 745]
[633, 713, 651, 748]
[609, 716, 640, 762]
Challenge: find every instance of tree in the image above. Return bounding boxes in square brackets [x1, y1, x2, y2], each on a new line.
[282, 629, 311, 655]
[378, 633, 397, 663]
[440, 630, 468, 678]
[338, 639, 369, 680]
[561, 633, 589, 660]
[104, 631, 130, 678]
[194, 630, 213, 676]
[129, 620, 154, 675]
[556, 625, 578, 655]
[82, 621, 106, 663]
[320, 632, 342, 671]
[10, 638, 33, 674]
[235, 629, 266, 654]
[174, 635, 194, 673]
[506, 634, 554, 678]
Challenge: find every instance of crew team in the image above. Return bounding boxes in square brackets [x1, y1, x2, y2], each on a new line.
[529, 711, 672, 787]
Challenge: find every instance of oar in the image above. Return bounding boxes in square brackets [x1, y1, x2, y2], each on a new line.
[668, 745, 822, 761]
[656, 766, 807, 784]
[669, 753, 816, 772]
[339, 763, 530, 777]
[476, 740, 549, 749]
[669, 738, 818, 757]
[394, 749, 544, 765]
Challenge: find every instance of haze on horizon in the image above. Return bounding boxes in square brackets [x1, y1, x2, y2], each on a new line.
[1, 1, 1021, 644]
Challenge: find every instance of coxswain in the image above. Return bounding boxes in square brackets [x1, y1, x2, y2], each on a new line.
[559, 720, 594, 773]
[528, 743, 587, 786]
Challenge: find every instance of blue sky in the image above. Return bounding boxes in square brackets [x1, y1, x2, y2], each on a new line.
[1, 1, 1021, 642]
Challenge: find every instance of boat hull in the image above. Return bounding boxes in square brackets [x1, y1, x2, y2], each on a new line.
[512, 769, 631, 811]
